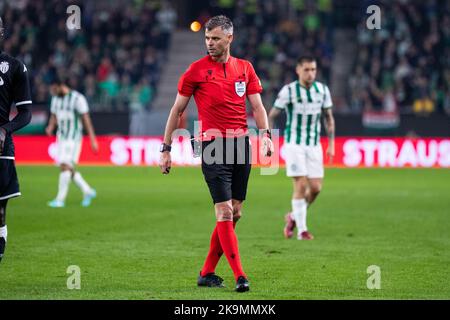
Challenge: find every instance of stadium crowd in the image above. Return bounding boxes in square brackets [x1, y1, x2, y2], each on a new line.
[215, 0, 334, 108]
[1, 0, 176, 111]
[0, 0, 447, 116]
[349, 0, 449, 116]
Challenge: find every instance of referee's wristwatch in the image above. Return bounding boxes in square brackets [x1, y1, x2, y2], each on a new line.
[160, 143, 172, 153]
[262, 129, 272, 139]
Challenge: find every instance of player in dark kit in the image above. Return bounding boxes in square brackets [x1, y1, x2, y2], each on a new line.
[0, 17, 33, 263]
[159, 15, 273, 292]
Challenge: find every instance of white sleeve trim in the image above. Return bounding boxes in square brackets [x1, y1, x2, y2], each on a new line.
[0, 192, 21, 200]
[16, 100, 32, 106]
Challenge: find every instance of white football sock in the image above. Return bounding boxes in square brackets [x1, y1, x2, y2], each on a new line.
[56, 171, 72, 202]
[0, 225, 7, 242]
[73, 172, 92, 195]
[291, 198, 308, 234]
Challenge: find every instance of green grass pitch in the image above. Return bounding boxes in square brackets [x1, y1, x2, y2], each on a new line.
[0, 166, 449, 299]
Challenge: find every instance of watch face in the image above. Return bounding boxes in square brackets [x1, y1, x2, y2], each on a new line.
[160, 144, 170, 152]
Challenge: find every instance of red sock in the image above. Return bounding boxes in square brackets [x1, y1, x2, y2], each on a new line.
[200, 222, 237, 276]
[216, 221, 246, 281]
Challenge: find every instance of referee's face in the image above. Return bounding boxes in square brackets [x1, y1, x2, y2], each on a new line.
[296, 61, 317, 86]
[205, 27, 233, 59]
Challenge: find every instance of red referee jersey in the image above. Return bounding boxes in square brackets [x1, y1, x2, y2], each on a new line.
[178, 55, 263, 140]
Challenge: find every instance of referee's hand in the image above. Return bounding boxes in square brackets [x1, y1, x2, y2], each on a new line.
[261, 135, 274, 157]
[0, 127, 6, 155]
[159, 151, 171, 175]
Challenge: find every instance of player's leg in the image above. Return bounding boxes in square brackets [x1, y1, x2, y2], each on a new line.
[292, 176, 313, 239]
[72, 170, 96, 207]
[0, 158, 22, 262]
[305, 178, 323, 206]
[0, 199, 7, 262]
[214, 199, 249, 292]
[200, 199, 241, 278]
[49, 140, 75, 207]
[305, 144, 325, 206]
[230, 140, 250, 228]
[199, 137, 249, 291]
[232, 199, 242, 226]
[296, 144, 325, 238]
[199, 196, 248, 290]
[198, 140, 232, 287]
[284, 144, 307, 238]
[48, 163, 72, 207]
[227, 136, 251, 292]
[70, 140, 96, 207]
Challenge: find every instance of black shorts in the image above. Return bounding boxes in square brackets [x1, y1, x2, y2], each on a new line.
[0, 159, 20, 201]
[201, 136, 252, 204]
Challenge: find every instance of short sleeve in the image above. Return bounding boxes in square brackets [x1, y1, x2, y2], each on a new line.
[177, 64, 197, 97]
[322, 85, 333, 109]
[13, 61, 32, 107]
[246, 62, 263, 95]
[75, 94, 89, 114]
[273, 85, 290, 110]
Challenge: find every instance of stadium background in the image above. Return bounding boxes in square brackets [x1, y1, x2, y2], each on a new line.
[0, 0, 449, 301]
[1, 0, 449, 167]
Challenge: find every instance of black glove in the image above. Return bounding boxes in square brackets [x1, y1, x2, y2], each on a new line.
[0, 127, 6, 155]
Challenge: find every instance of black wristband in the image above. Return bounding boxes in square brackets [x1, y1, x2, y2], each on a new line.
[262, 129, 271, 139]
[160, 143, 171, 153]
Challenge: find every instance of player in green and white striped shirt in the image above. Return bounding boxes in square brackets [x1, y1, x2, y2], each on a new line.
[45, 76, 98, 208]
[269, 56, 335, 240]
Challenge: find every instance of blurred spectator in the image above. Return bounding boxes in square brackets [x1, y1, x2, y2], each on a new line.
[232, 0, 334, 107]
[1, 0, 174, 112]
[2, 0, 447, 117]
[349, 0, 449, 115]
[156, 1, 177, 51]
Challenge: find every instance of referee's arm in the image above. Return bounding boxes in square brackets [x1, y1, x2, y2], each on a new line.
[160, 93, 190, 174]
[248, 93, 273, 156]
[248, 93, 269, 130]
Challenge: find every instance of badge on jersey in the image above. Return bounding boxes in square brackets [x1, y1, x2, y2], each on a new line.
[0, 61, 9, 74]
[235, 81, 246, 97]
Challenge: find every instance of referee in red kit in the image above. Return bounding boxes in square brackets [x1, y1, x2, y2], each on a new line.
[159, 15, 273, 292]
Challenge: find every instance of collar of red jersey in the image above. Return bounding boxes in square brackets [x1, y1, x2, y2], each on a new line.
[208, 55, 234, 64]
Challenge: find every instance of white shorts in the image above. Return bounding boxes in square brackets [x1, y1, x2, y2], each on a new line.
[56, 139, 82, 167]
[284, 143, 324, 178]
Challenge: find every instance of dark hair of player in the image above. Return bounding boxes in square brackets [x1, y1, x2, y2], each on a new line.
[50, 74, 68, 86]
[297, 56, 317, 65]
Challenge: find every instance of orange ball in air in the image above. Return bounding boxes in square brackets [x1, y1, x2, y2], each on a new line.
[190, 21, 201, 32]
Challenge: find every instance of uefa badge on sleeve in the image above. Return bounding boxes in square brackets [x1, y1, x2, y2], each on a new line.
[235, 81, 246, 97]
[0, 61, 9, 74]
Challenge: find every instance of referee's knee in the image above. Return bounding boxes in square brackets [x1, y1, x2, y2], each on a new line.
[233, 207, 242, 222]
[215, 202, 233, 222]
